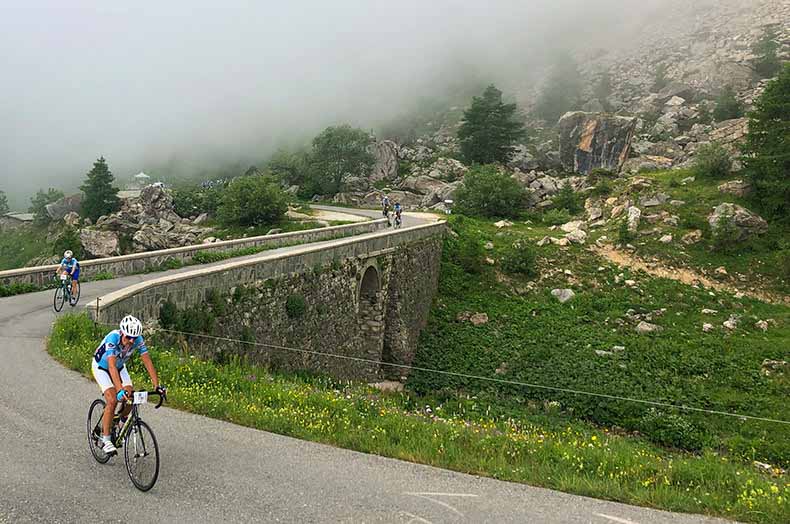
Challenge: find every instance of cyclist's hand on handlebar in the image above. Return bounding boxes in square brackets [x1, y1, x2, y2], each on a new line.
[155, 385, 167, 397]
[116, 390, 130, 402]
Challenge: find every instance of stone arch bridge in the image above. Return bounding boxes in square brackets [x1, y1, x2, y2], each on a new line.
[90, 218, 445, 381]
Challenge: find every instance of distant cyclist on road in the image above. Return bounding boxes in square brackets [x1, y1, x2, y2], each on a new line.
[393, 201, 403, 228]
[56, 250, 80, 304]
[92, 315, 165, 454]
[381, 195, 392, 226]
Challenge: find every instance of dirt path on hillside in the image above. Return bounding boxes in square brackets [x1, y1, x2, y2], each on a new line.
[592, 245, 788, 305]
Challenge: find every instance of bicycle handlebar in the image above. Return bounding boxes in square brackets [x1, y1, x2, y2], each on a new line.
[119, 390, 167, 409]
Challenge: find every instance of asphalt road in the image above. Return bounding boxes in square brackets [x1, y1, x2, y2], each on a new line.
[0, 208, 728, 523]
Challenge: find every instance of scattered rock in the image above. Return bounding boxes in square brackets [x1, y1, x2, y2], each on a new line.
[551, 288, 576, 303]
[494, 220, 514, 229]
[536, 236, 551, 247]
[755, 320, 769, 332]
[702, 323, 714, 333]
[722, 315, 740, 330]
[612, 345, 626, 353]
[79, 229, 120, 258]
[701, 308, 718, 314]
[708, 203, 768, 242]
[761, 359, 787, 376]
[681, 176, 695, 185]
[369, 381, 404, 392]
[718, 180, 752, 198]
[682, 230, 703, 245]
[624, 279, 637, 287]
[560, 220, 586, 233]
[495, 363, 509, 375]
[266, 228, 283, 235]
[469, 312, 489, 326]
[484, 241, 494, 250]
[550, 237, 571, 247]
[63, 211, 80, 228]
[639, 193, 670, 208]
[627, 206, 642, 233]
[659, 234, 673, 244]
[595, 350, 614, 357]
[715, 266, 728, 276]
[566, 229, 587, 244]
[635, 321, 662, 334]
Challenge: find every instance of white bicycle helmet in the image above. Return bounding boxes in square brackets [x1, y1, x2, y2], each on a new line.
[119, 315, 143, 337]
[64, 250, 73, 259]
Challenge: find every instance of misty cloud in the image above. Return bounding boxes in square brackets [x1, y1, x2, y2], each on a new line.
[1, 0, 660, 207]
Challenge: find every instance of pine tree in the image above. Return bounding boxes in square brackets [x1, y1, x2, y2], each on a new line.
[0, 190, 8, 215]
[742, 64, 790, 222]
[752, 25, 781, 79]
[712, 86, 744, 122]
[80, 156, 120, 221]
[458, 84, 526, 164]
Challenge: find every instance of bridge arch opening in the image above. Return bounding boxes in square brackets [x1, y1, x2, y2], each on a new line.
[359, 265, 380, 302]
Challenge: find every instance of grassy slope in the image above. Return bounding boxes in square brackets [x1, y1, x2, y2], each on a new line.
[0, 225, 50, 270]
[412, 215, 789, 468]
[49, 314, 789, 523]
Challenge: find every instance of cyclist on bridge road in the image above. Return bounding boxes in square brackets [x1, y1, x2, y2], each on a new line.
[56, 250, 80, 304]
[91, 315, 165, 454]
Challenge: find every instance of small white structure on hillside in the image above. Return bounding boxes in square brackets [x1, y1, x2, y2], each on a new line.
[127, 171, 151, 190]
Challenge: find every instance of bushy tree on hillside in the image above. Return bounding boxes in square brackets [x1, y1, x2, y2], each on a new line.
[29, 188, 64, 225]
[217, 175, 287, 227]
[0, 190, 8, 215]
[455, 165, 525, 218]
[457, 84, 526, 165]
[534, 52, 582, 123]
[742, 63, 790, 222]
[80, 157, 119, 221]
[713, 86, 744, 122]
[309, 125, 375, 195]
[752, 25, 781, 79]
[693, 143, 732, 179]
[267, 148, 311, 188]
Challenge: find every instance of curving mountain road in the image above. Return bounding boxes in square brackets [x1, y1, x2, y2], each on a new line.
[0, 208, 726, 523]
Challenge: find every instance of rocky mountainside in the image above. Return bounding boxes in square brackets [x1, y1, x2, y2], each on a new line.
[324, 0, 787, 214]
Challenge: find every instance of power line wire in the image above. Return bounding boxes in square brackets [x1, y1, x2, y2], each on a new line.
[156, 327, 790, 426]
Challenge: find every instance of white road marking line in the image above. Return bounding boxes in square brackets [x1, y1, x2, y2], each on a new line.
[404, 492, 478, 518]
[400, 511, 434, 524]
[595, 513, 640, 524]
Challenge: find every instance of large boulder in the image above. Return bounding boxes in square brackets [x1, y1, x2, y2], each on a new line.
[370, 140, 399, 182]
[139, 184, 178, 220]
[80, 229, 120, 258]
[557, 112, 637, 175]
[45, 193, 82, 221]
[708, 203, 767, 241]
[709, 118, 749, 150]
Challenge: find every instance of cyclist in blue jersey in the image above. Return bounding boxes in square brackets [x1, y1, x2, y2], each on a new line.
[57, 250, 80, 303]
[91, 315, 165, 454]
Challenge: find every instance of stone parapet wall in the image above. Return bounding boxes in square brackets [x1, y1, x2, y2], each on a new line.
[0, 219, 387, 288]
[89, 222, 445, 381]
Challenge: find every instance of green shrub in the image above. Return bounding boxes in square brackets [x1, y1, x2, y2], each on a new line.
[52, 227, 85, 260]
[500, 241, 537, 277]
[542, 208, 571, 226]
[445, 216, 485, 274]
[618, 220, 635, 244]
[91, 271, 113, 281]
[218, 175, 288, 227]
[710, 208, 741, 253]
[285, 294, 307, 318]
[639, 409, 706, 451]
[692, 143, 732, 179]
[551, 184, 582, 214]
[712, 86, 744, 122]
[0, 282, 42, 297]
[591, 179, 613, 197]
[588, 168, 614, 184]
[159, 301, 180, 330]
[172, 185, 224, 218]
[158, 300, 215, 334]
[455, 165, 525, 218]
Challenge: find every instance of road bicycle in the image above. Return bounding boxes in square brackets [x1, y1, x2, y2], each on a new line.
[394, 213, 402, 229]
[87, 390, 166, 491]
[53, 273, 80, 312]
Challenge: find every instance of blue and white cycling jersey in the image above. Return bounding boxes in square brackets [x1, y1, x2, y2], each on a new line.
[61, 257, 79, 271]
[94, 330, 148, 370]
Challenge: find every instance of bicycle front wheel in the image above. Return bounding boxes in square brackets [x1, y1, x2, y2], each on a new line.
[124, 420, 160, 491]
[53, 286, 66, 312]
[87, 399, 111, 464]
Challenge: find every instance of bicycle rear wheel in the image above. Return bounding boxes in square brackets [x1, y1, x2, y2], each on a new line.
[124, 420, 160, 491]
[53, 286, 66, 312]
[87, 399, 111, 464]
[70, 281, 81, 306]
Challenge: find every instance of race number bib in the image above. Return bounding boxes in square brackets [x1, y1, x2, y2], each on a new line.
[133, 391, 148, 405]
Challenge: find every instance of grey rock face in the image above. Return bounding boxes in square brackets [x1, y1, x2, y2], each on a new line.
[708, 203, 768, 241]
[370, 140, 399, 182]
[46, 194, 82, 221]
[80, 229, 120, 258]
[557, 112, 637, 175]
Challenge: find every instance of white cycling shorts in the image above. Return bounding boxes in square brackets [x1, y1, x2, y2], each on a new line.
[91, 359, 133, 392]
